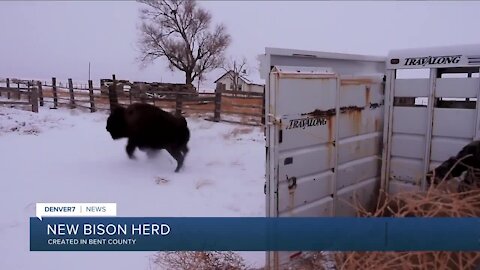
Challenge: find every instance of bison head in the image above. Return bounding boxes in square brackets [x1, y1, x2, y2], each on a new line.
[427, 157, 466, 185]
[106, 106, 128, 140]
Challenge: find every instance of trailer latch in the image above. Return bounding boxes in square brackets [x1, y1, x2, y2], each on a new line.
[287, 175, 297, 190]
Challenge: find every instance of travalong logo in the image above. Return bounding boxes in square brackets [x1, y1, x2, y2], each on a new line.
[286, 117, 327, 130]
[404, 55, 462, 66]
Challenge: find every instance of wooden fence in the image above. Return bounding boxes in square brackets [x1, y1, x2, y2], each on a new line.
[0, 78, 39, 112]
[0, 76, 265, 126]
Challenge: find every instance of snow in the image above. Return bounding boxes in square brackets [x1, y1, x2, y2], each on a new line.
[0, 106, 267, 269]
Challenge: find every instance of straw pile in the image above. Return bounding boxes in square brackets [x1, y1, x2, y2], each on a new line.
[287, 164, 480, 270]
[332, 188, 480, 269]
[150, 251, 247, 270]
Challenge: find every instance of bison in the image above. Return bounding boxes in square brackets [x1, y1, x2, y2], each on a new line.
[427, 140, 480, 191]
[106, 103, 190, 173]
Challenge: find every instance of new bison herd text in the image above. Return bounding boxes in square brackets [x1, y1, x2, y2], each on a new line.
[106, 103, 190, 173]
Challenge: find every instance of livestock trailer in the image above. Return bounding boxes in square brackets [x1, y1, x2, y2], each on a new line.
[382, 45, 480, 194]
[260, 44, 480, 269]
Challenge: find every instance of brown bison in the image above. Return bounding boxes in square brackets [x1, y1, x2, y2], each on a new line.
[106, 103, 190, 172]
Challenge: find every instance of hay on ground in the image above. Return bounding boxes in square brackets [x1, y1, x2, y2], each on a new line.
[288, 167, 480, 270]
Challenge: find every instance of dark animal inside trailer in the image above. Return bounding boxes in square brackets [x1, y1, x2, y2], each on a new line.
[427, 140, 480, 191]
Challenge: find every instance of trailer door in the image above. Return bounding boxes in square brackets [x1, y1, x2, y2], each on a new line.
[265, 65, 385, 269]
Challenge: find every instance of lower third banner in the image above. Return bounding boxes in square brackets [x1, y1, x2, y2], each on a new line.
[30, 217, 480, 251]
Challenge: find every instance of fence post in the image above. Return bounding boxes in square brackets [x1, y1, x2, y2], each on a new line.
[30, 81, 39, 113]
[16, 82, 21, 99]
[27, 81, 30, 103]
[129, 84, 134, 105]
[139, 84, 146, 103]
[68, 78, 76, 109]
[88, 80, 96, 113]
[6, 78, 10, 99]
[37, 81, 44, 106]
[108, 74, 119, 110]
[213, 84, 224, 122]
[52, 77, 58, 108]
[175, 93, 183, 117]
[261, 86, 266, 125]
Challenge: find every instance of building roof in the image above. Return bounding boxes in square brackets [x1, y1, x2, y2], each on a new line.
[214, 70, 265, 86]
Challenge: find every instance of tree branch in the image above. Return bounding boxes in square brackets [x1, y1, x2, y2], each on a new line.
[137, 0, 231, 86]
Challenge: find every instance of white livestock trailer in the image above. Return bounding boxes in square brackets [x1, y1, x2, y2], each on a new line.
[260, 44, 480, 269]
[382, 45, 480, 193]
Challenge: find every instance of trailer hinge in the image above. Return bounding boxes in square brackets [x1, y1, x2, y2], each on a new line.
[266, 114, 282, 126]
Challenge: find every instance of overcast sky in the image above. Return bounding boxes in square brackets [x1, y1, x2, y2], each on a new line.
[1, 1, 480, 89]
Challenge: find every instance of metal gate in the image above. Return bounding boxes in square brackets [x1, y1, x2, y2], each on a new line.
[381, 45, 480, 193]
[261, 48, 386, 269]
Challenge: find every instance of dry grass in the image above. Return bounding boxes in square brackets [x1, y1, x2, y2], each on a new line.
[287, 164, 480, 270]
[195, 179, 214, 190]
[150, 251, 248, 270]
[331, 187, 480, 270]
[222, 127, 255, 140]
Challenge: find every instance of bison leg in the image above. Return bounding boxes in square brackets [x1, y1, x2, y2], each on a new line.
[181, 144, 189, 156]
[126, 139, 137, 159]
[167, 147, 185, 173]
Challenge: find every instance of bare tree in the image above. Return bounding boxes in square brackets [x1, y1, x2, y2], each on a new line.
[137, 0, 231, 88]
[195, 65, 207, 93]
[221, 57, 248, 92]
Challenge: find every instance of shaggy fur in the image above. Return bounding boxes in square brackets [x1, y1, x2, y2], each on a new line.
[106, 103, 190, 172]
[427, 140, 480, 189]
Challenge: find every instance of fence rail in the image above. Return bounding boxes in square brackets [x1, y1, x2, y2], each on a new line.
[0, 75, 265, 126]
[0, 79, 39, 112]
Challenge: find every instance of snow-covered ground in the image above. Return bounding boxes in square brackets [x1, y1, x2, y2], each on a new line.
[0, 106, 266, 269]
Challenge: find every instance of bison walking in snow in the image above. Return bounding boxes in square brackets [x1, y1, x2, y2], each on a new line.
[106, 103, 190, 172]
